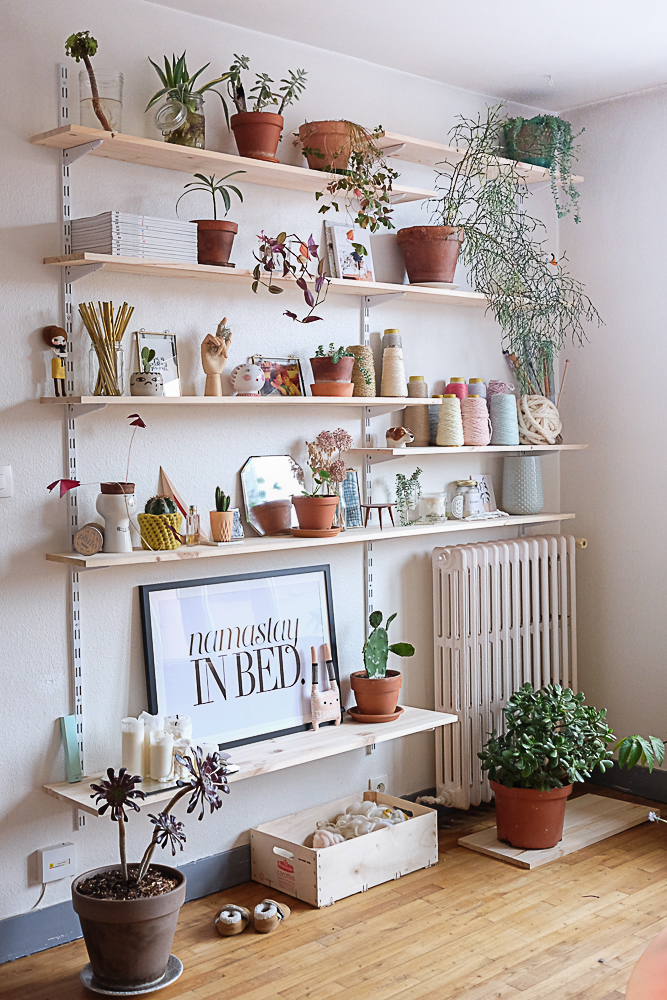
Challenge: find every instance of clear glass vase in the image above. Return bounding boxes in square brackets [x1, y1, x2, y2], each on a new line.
[79, 69, 123, 132]
[89, 342, 125, 396]
[155, 93, 205, 148]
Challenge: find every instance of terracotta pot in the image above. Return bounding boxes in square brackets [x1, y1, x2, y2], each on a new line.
[192, 220, 238, 266]
[310, 382, 354, 397]
[71, 864, 186, 991]
[490, 780, 572, 849]
[397, 226, 464, 284]
[297, 120, 353, 171]
[310, 356, 355, 382]
[231, 111, 283, 162]
[100, 482, 134, 495]
[210, 510, 235, 542]
[350, 670, 402, 717]
[292, 495, 339, 531]
[252, 498, 293, 535]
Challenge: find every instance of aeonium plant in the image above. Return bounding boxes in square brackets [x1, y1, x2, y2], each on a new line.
[65, 31, 111, 132]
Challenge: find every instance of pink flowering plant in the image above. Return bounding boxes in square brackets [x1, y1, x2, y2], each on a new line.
[303, 428, 353, 496]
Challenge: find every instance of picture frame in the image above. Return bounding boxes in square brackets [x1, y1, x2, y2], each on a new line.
[250, 355, 305, 397]
[139, 565, 340, 749]
[340, 469, 363, 527]
[135, 330, 181, 396]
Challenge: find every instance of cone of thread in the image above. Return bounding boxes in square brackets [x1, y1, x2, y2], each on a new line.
[461, 396, 491, 446]
[403, 406, 430, 447]
[490, 392, 520, 445]
[436, 395, 464, 447]
[346, 345, 376, 397]
[380, 346, 408, 397]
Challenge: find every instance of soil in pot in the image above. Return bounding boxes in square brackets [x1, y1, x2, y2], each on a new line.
[292, 495, 339, 531]
[310, 382, 354, 397]
[310, 356, 355, 382]
[490, 780, 572, 849]
[298, 120, 353, 171]
[252, 498, 293, 535]
[193, 220, 238, 266]
[397, 226, 463, 284]
[231, 111, 283, 162]
[350, 669, 402, 718]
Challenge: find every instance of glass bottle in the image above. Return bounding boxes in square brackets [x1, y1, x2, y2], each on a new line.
[79, 70, 124, 132]
[89, 342, 125, 395]
[186, 505, 200, 546]
[155, 93, 205, 148]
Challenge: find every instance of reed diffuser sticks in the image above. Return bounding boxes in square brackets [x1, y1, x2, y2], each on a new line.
[79, 301, 134, 395]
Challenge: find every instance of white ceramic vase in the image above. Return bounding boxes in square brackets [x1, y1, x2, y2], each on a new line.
[502, 457, 544, 515]
[130, 371, 164, 396]
[96, 486, 136, 552]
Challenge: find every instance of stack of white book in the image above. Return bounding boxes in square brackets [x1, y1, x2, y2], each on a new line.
[71, 212, 198, 262]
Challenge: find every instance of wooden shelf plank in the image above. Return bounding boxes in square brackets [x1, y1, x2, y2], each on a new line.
[45, 514, 574, 569]
[349, 444, 588, 463]
[42, 253, 487, 308]
[43, 706, 457, 816]
[38, 395, 444, 410]
[30, 125, 434, 202]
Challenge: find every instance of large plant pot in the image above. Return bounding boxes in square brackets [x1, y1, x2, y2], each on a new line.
[490, 780, 572, 849]
[310, 356, 355, 382]
[210, 510, 235, 542]
[297, 120, 353, 171]
[504, 118, 553, 169]
[72, 864, 186, 991]
[252, 498, 293, 535]
[350, 670, 402, 717]
[397, 226, 463, 284]
[310, 382, 354, 397]
[231, 111, 283, 162]
[193, 220, 238, 266]
[292, 495, 339, 531]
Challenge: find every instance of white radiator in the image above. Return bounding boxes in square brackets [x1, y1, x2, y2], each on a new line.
[432, 535, 577, 809]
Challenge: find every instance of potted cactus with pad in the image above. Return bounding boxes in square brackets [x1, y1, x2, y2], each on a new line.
[130, 346, 164, 396]
[349, 611, 414, 722]
[210, 487, 235, 542]
[138, 495, 182, 550]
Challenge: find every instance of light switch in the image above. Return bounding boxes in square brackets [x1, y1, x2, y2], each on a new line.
[0, 465, 13, 498]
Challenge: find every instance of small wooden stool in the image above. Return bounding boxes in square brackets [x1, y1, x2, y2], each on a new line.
[360, 503, 396, 529]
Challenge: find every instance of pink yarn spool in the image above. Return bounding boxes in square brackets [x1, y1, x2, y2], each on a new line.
[487, 380, 515, 408]
[461, 396, 491, 446]
[445, 379, 468, 401]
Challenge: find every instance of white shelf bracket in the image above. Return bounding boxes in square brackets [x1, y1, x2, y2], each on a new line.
[69, 401, 108, 419]
[365, 292, 406, 308]
[62, 138, 104, 165]
[64, 263, 105, 283]
[381, 143, 407, 157]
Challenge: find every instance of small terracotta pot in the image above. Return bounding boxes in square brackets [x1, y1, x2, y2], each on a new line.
[231, 111, 283, 162]
[292, 495, 339, 531]
[350, 670, 402, 717]
[297, 120, 353, 171]
[210, 510, 235, 542]
[310, 356, 355, 382]
[252, 498, 293, 535]
[192, 220, 238, 266]
[490, 780, 572, 849]
[310, 383, 354, 397]
[397, 226, 464, 284]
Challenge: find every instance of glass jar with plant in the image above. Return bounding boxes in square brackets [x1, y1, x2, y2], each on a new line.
[309, 343, 355, 396]
[349, 611, 415, 722]
[65, 31, 121, 133]
[176, 171, 244, 266]
[146, 52, 231, 148]
[225, 54, 307, 162]
[503, 114, 582, 222]
[251, 232, 330, 323]
[395, 468, 422, 526]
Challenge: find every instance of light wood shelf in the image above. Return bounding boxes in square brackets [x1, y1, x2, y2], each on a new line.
[349, 444, 588, 463]
[45, 514, 574, 569]
[38, 395, 444, 412]
[43, 706, 456, 816]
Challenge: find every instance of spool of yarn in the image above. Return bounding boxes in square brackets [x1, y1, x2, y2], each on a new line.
[382, 328, 402, 351]
[487, 380, 515, 409]
[490, 392, 520, 445]
[436, 394, 464, 447]
[468, 377, 486, 398]
[517, 395, 562, 445]
[403, 405, 430, 447]
[380, 346, 408, 397]
[407, 376, 428, 398]
[461, 396, 491, 446]
[429, 396, 443, 444]
[347, 344, 376, 397]
[445, 378, 468, 401]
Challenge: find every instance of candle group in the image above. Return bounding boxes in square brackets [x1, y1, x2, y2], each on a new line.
[150, 729, 174, 782]
[121, 717, 144, 775]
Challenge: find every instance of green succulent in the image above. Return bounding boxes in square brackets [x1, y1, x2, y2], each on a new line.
[146, 52, 231, 123]
[176, 172, 244, 222]
[363, 611, 414, 679]
[141, 347, 155, 374]
[314, 343, 354, 363]
[215, 487, 231, 512]
[144, 495, 178, 515]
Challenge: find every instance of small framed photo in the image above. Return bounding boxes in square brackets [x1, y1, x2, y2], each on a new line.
[250, 356, 305, 397]
[135, 331, 181, 397]
[341, 469, 363, 527]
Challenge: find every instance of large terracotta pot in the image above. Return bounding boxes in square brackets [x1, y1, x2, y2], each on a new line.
[292, 495, 339, 531]
[231, 111, 283, 162]
[350, 670, 402, 717]
[209, 510, 235, 542]
[71, 865, 186, 991]
[252, 498, 293, 535]
[297, 120, 353, 171]
[396, 226, 464, 284]
[490, 780, 572, 849]
[310, 382, 354, 397]
[310, 356, 355, 382]
[192, 220, 238, 266]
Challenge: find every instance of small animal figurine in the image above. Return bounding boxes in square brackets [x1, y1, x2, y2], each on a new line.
[230, 362, 265, 396]
[386, 426, 414, 448]
[42, 325, 68, 397]
[310, 643, 341, 731]
[201, 318, 233, 397]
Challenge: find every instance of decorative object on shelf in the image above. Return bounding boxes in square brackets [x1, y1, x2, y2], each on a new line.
[310, 643, 341, 730]
[450, 480, 485, 520]
[445, 377, 468, 400]
[517, 395, 563, 445]
[407, 376, 428, 398]
[397, 224, 463, 284]
[230, 362, 264, 395]
[147, 51, 230, 148]
[429, 395, 443, 444]
[417, 493, 447, 523]
[252, 232, 330, 323]
[406, 375, 430, 447]
[80, 300, 132, 396]
[186, 505, 200, 546]
[140, 565, 339, 743]
[436, 395, 464, 447]
[150, 729, 174, 780]
[42, 326, 68, 397]
[325, 222, 375, 280]
[349, 610, 414, 722]
[60, 714, 83, 783]
[201, 318, 232, 397]
[490, 391, 520, 445]
[340, 469, 363, 528]
[292, 494, 339, 532]
[386, 426, 414, 448]
[96, 482, 137, 553]
[502, 457, 544, 516]
[73, 522, 105, 556]
[251, 356, 305, 396]
[65, 31, 114, 132]
[382, 328, 402, 351]
[138, 711, 164, 776]
[176, 171, 244, 266]
[468, 377, 486, 398]
[395, 468, 422, 526]
[380, 346, 408, 397]
[121, 717, 144, 775]
[226, 54, 307, 161]
[310, 343, 355, 394]
[79, 69, 123, 134]
[476, 474, 498, 513]
[461, 395, 491, 446]
[164, 715, 193, 740]
[241, 455, 304, 535]
[134, 331, 181, 397]
[304, 428, 353, 530]
[296, 120, 355, 171]
[130, 346, 164, 397]
[504, 114, 582, 221]
[138, 495, 182, 551]
[346, 344, 376, 397]
[359, 503, 395, 530]
[210, 487, 234, 542]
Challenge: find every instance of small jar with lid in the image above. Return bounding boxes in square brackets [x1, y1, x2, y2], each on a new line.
[418, 492, 447, 522]
[468, 377, 486, 398]
[450, 480, 484, 519]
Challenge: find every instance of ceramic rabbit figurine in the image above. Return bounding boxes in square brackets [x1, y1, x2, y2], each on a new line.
[310, 644, 341, 731]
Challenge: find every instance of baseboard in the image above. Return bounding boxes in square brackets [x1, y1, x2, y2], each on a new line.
[588, 761, 667, 803]
[0, 843, 251, 965]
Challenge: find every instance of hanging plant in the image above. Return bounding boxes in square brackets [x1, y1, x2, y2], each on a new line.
[251, 232, 330, 323]
[504, 114, 582, 222]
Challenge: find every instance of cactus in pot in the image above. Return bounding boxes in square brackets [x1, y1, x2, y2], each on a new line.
[350, 611, 415, 721]
[211, 486, 235, 542]
[144, 495, 178, 515]
[137, 495, 182, 550]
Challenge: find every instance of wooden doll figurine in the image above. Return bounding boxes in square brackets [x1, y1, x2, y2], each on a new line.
[310, 644, 341, 731]
[201, 318, 232, 397]
[42, 326, 68, 397]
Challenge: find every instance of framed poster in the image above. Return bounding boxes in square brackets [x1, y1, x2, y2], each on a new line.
[139, 565, 340, 748]
[250, 356, 305, 397]
[135, 330, 181, 396]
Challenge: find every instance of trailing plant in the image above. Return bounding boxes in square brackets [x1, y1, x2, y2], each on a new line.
[362, 611, 415, 679]
[176, 171, 244, 220]
[504, 114, 582, 222]
[215, 487, 231, 512]
[146, 52, 231, 122]
[65, 31, 111, 132]
[305, 428, 353, 491]
[140, 346, 155, 374]
[47, 413, 146, 498]
[252, 232, 330, 323]
[226, 54, 307, 114]
[395, 468, 422, 527]
[314, 343, 354, 363]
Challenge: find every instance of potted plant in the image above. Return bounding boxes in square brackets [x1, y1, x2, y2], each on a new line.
[395, 468, 422, 526]
[503, 114, 582, 222]
[304, 429, 353, 529]
[72, 750, 230, 991]
[252, 232, 330, 323]
[292, 462, 340, 532]
[130, 346, 163, 396]
[176, 172, 244, 266]
[65, 31, 118, 133]
[138, 495, 182, 551]
[349, 611, 415, 721]
[310, 344, 355, 396]
[146, 51, 230, 148]
[226, 55, 307, 162]
[210, 487, 235, 542]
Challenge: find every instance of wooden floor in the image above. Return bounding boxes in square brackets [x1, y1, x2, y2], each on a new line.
[2, 788, 667, 1000]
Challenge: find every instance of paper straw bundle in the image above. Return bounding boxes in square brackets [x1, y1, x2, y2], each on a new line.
[79, 300, 134, 396]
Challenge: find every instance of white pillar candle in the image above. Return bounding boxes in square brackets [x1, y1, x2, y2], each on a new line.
[164, 715, 193, 740]
[150, 729, 174, 782]
[198, 741, 220, 758]
[173, 738, 193, 779]
[139, 711, 164, 777]
[121, 717, 144, 775]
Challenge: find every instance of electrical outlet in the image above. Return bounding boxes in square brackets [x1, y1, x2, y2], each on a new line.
[369, 774, 389, 794]
[37, 842, 76, 883]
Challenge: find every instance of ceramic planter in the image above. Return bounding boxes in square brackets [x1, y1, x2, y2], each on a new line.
[192, 220, 238, 266]
[397, 226, 463, 284]
[137, 512, 182, 550]
[252, 498, 293, 535]
[210, 509, 235, 542]
[490, 780, 572, 849]
[130, 371, 164, 396]
[71, 864, 186, 991]
[502, 456, 544, 515]
[292, 495, 339, 531]
[350, 670, 402, 718]
[310, 382, 354, 397]
[96, 483, 136, 554]
[231, 111, 283, 162]
[297, 120, 353, 171]
[310, 356, 355, 382]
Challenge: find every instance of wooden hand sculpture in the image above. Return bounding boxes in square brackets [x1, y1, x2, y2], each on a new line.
[201, 318, 232, 397]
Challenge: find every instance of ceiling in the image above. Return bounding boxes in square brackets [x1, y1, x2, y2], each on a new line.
[148, 0, 667, 111]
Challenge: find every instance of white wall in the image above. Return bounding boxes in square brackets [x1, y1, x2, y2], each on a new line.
[0, 0, 549, 920]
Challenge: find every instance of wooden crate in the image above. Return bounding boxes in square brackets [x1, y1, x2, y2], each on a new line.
[251, 790, 438, 907]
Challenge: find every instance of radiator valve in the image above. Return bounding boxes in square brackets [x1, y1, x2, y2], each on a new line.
[575, 538, 588, 549]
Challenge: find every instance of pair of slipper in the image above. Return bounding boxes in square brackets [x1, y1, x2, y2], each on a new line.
[215, 899, 291, 937]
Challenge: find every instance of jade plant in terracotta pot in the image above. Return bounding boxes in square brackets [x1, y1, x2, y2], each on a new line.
[226, 55, 307, 162]
[176, 171, 244, 266]
[349, 611, 415, 722]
